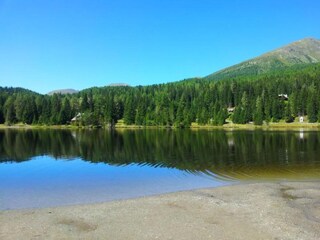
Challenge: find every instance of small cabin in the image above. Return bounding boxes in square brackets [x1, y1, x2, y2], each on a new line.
[299, 116, 304, 123]
[71, 113, 82, 122]
[278, 94, 288, 101]
[227, 107, 235, 113]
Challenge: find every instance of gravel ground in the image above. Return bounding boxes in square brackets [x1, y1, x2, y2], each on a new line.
[1, 181, 320, 240]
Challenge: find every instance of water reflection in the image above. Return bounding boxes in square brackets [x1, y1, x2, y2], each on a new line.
[1, 129, 320, 180]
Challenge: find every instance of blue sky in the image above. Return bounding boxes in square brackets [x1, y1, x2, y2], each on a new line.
[0, 0, 320, 94]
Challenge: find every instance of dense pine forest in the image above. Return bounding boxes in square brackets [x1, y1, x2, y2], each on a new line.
[1, 63, 320, 127]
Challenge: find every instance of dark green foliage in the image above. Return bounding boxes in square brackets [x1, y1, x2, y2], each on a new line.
[215, 108, 228, 126]
[306, 85, 318, 122]
[284, 101, 294, 123]
[4, 96, 16, 124]
[123, 94, 135, 125]
[59, 98, 72, 124]
[254, 96, 263, 125]
[1, 63, 320, 127]
[13, 94, 37, 124]
[81, 93, 89, 112]
[50, 94, 61, 124]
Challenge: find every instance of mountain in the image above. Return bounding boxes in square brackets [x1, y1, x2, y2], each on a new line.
[108, 83, 130, 87]
[205, 38, 320, 81]
[47, 89, 78, 95]
[0, 87, 39, 95]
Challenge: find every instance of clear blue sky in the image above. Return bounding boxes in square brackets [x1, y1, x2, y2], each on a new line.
[0, 0, 320, 94]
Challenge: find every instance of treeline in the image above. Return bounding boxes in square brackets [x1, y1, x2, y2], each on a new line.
[1, 63, 320, 127]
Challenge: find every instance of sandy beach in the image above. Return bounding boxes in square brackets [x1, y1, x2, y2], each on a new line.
[1, 181, 320, 240]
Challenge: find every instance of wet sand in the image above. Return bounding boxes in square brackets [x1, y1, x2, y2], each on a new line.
[1, 181, 320, 240]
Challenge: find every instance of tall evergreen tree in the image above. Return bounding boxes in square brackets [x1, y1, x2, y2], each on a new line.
[4, 96, 16, 124]
[81, 93, 89, 112]
[123, 97, 135, 125]
[284, 101, 294, 123]
[306, 88, 317, 122]
[254, 96, 263, 125]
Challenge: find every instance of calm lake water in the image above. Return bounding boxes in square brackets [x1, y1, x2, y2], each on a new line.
[1, 129, 320, 210]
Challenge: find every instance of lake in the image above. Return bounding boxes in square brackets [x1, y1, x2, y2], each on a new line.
[1, 129, 320, 210]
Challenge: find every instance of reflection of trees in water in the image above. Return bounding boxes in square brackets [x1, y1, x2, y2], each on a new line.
[0, 130, 79, 162]
[1, 129, 320, 177]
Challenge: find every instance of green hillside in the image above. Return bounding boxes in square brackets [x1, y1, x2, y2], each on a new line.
[205, 38, 320, 81]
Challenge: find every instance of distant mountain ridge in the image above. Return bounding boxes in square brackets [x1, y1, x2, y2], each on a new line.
[47, 89, 78, 95]
[108, 83, 130, 87]
[0, 87, 39, 95]
[205, 38, 320, 81]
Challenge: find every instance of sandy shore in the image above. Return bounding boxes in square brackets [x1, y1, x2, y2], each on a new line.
[1, 181, 320, 240]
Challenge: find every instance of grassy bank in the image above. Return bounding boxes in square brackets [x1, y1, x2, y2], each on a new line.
[1, 121, 320, 130]
[190, 121, 320, 130]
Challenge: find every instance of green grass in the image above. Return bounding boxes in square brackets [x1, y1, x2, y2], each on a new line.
[1, 119, 320, 131]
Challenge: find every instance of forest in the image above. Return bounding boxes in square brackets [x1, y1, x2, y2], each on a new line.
[1, 63, 320, 127]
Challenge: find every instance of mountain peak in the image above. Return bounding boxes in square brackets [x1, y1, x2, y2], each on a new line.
[108, 83, 130, 87]
[264, 37, 320, 59]
[297, 37, 320, 43]
[206, 37, 320, 80]
[47, 89, 78, 95]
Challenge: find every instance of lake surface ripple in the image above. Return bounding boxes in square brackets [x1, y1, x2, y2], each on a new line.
[1, 129, 320, 209]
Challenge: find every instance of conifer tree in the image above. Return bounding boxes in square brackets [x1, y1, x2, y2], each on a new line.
[254, 96, 263, 125]
[284, 101, 294, 123]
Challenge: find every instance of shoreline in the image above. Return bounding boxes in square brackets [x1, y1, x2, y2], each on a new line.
[1, 181, 320, 240]
[1, 122, 320, 130]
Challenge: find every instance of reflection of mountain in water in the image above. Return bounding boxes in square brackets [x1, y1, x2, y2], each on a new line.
[1, 129, 320, 180]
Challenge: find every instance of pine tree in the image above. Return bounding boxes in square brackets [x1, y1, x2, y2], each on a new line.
[22, 96, 37, 124]
[216, 108, 227, 125]
[81, 93, 89, 112]
[307, 89, 317, 122]
[284, 101, 294, 123]
[240, 92, 250, 123]
[124, 97, 135, 125]
[254, 96, 263, 125]
[50, 94, 61, 124]
[59, 98, 72, 124]
[4, 96, 16, 124]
